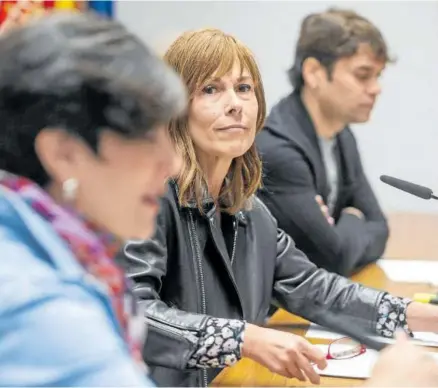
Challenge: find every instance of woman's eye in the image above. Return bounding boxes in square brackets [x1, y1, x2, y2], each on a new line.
[202, 85, 218, 94]
[238, 84, 252, 93]
[355, 73, 371, 82]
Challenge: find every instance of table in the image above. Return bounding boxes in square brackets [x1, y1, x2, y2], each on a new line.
[212, 212, 438, 387]
[383, 213, 438, 261]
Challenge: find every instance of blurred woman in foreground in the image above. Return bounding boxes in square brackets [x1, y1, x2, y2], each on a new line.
[0, 10, 185, 387]
[119, 28, 438, 387]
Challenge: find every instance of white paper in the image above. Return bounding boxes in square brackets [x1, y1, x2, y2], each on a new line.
[306, 323, 438, 347]
[377, 259, 438, 284]
[305, 324, 344, 340]
[314, 345, 438, 379]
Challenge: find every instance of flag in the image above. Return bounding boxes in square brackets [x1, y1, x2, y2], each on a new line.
[53, 1, 77, 10]
[45, 1, 84, 11]
[0, 0, 114, 25]
[0, 0, 18, 25]
[88, 0, 114, 18]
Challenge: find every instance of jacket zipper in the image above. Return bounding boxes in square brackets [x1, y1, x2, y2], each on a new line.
[146, 317, 199, 344]
[188, 210, 207, 315]
[230, 219, 238, 265]
[186, 211, 203, 312]
[219, 216, 244, 319]
[189, 211, 240, 387]
[188, 210, 208, 387]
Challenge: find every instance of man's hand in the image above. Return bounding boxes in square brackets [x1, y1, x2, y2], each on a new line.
[242, 324, 327, 384]
[405, 301, 438, 333]
[365, 331, 438, 387]
[315, 195, 334, 225]
[342, 207, 364, 220]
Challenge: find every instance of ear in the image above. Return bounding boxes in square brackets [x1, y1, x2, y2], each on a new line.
[34, 128, 82, 184]
[301, 57, 327, 89]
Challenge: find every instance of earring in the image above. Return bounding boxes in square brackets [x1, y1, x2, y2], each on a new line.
[62, 178, 78, 203]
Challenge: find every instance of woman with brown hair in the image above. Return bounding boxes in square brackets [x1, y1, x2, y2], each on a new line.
[119, 29, 438, 387]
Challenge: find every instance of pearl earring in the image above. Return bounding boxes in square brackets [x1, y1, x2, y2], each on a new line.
[62, 178, 78, 202]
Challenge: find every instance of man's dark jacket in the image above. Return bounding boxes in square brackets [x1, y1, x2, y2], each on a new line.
[256, 91, 389, 276]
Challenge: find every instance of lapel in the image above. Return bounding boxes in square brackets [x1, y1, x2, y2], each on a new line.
[283, 92, 331, 200]
[205, 207, 246, 318]
[334, 128, 357, 210]
[172, 182, 245, 317]
[206, 207, 234, 272]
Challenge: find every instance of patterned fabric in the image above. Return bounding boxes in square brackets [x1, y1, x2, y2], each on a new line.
[376, 293, 413, 337]
[187, 318, 245, 369]
[187, 293, 412, 369]
[0, 175, 142, 361]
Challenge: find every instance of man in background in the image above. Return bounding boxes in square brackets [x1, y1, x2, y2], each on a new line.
[257, 8, 390, 276]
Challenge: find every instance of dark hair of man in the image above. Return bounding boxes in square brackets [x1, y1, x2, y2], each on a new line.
[288, 8, 393, 90]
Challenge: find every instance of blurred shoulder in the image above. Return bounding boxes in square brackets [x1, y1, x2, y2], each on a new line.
[0, 186, 82, 314]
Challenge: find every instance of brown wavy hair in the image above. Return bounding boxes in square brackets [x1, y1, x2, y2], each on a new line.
[164, 28, 266, 214]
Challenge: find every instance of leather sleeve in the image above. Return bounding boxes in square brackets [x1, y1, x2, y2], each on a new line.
[119, 197, 244, 370]
[255, 199, 385, 333]
[119, 198, 207, 370]
[273, 228, 384, 333]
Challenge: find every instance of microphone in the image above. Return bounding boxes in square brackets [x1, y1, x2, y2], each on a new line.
[380, 175, 438, 200]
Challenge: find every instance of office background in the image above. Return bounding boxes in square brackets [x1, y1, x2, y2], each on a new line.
[117, 1, 438, 214]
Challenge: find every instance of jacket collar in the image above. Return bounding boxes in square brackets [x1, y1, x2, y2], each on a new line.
[290, 91, 324, 147]
[272, 92, 357, 204]
[266, 90, 350, 146]
[170, 180, 247, 225]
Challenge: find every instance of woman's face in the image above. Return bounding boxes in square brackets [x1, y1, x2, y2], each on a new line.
[188, 62, 258, 161]
[37, 125, 180, 240]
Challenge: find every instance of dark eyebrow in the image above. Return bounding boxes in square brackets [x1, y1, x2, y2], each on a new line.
[354, 65, 384, 78]
[207, 75, 253, 83]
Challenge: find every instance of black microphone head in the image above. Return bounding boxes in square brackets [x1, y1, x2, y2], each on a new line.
[380, 175, 433, 200]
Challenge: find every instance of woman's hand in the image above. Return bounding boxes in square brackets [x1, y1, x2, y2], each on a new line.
[242, 323, 327, 384]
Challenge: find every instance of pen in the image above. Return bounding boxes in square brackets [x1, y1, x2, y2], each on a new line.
[413, 293, 438, 305]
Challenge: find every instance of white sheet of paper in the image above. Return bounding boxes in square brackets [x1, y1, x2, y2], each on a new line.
[377, 259, 438, 284]
[306, 323, 438, 347]
[305, 324, 344, 340]
[314, 345, 438, 379]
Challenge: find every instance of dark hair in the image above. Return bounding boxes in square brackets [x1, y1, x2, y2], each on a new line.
[0, 12, 187, 186]
[288, 8, 393, 90]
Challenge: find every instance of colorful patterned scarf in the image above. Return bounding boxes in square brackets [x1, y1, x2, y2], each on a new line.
[0, 174, 142, 362]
